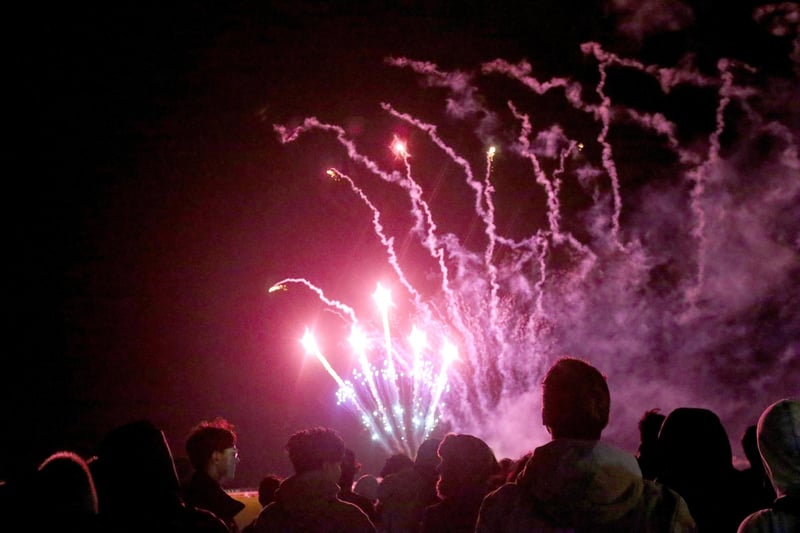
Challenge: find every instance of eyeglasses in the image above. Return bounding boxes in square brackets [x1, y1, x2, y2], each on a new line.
[225, 447, 240, 463]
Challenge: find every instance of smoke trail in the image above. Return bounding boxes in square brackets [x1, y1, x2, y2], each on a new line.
[270, 9, 800, 459]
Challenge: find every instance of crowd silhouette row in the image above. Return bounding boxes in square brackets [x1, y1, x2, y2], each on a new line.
[3, 357, 797, 532]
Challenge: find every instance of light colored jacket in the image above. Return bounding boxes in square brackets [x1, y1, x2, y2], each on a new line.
[738, 398, 800, 533]
[476, 439, 696, 532]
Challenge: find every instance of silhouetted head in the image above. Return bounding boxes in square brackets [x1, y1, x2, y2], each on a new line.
[35, 451, 98, 527]
[639, 409, 666, 445]
[756, 398, 800, 497]
[508, 451, 533, 482]
[257, 474, 281, 507]
[541, 357, 610, 440]
[741, 424, 762, 470]
[415, 437, 442, 470]
[436, 433, 498, 498]
[379, 452, 413, 478]
[354, 474, 379, 501]
[93, 420, 182, 515]
[658, 407, 733, 480]
[285, 427, 345, 477]
[185, 417, 238, 484]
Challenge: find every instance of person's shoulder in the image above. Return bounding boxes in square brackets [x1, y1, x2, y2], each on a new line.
[485, 480, 519, 500]
[478, 481, 521, 514]
[640, 479, 697, 531]
[256, 499, 280, 518]
[738, 506, 800, 533]
[334, 498, 377, 532]
[180, 504, 231, 533]
[737, 508, 775, 533]
[342, 491, 376, 515]
[641, 479, 681, 506]
[475, 482, 523, 533]
[336, 497, 371, 516]
[251, 501, 289, 532]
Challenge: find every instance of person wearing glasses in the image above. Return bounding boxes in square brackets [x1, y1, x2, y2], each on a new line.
[184, 417, 246, 532]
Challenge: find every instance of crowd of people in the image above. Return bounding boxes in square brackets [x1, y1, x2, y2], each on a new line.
[3, 357, 797, 532]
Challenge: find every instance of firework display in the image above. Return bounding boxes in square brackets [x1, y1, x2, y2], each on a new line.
[269, 31, 800, 457]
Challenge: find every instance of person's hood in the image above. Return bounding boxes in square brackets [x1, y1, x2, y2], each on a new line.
[758, 398, 800, 498]
[517, 439, 644, 527]
[274, 470, 340, 515]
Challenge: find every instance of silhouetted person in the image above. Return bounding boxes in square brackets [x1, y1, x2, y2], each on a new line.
[354, 474, 380, 504]
[92, 419, 228, 533]
[242, 474, 281, 533]
[31, 450, 100, 533]
[637, 408, 666, 480]
[505, 451, 532, 483]
[739, 424, 777, 511]
[257, 474, 281, 507]
[340, 448, 378, 523]
[184, 417, 245, 533]
[476, 357, 696, 532]
[497, 457, 514, 481]
[657, 407, 757, 532]
[738, 398, 800, 533]
[379, 453, 414, 479]
[377, 438, 441, 532]
[420, 433, 499, 533]
[250, 426, 375, 533]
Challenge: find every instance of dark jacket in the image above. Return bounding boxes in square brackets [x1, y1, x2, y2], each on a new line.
[340, 488, 378, 524]
[184, 471, 245, 533]
[252, 470, 375, 533]
[421, 485, 488, 533]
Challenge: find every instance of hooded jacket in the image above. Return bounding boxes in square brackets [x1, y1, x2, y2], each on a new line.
[252, 469, 375, 533]
[737, 398, 800, 533]
[476, 439, 695, 532]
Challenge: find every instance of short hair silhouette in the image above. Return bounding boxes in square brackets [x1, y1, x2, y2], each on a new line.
[435, 433, 497, 498]
[185, 417, 237, 472]
[637, 408, 666, 480]
[379, 452, 413, 478]
[639, 408, 666, 441]
[414, 438, 442, 469]
[353, 474, 379, 501]
[285, 427, 345, 474]
[541, 357, 610, 439]
[741, 424, 761, 470]
[257, 474, 281, 507]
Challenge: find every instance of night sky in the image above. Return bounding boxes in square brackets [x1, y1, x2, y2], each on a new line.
[5, 1, 799, 487]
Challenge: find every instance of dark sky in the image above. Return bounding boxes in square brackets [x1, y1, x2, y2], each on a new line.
[5, 1, 799, 487]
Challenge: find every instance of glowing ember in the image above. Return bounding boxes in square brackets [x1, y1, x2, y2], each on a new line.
[391, 137, 408, 158]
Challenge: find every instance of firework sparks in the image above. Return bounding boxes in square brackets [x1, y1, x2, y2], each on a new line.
[270, 31, 800, 458]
